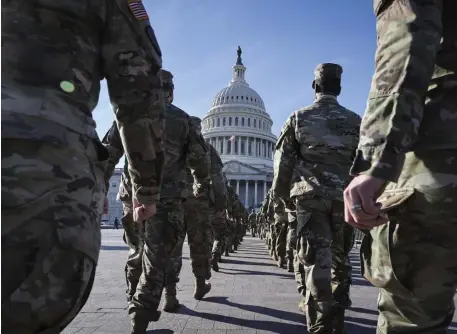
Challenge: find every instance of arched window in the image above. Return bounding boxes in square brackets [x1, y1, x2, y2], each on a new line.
[248, 118, 251, 127]
[254, 119, 257, 128]
[241, 118, 245, 126]
[235, 117, 238, 126]
[229, 117, 232, 126]
[223, 118, 226, 126]
[217, 118, 220, 127]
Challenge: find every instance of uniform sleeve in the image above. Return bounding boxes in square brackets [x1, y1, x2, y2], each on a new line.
[210, 147, 228, 211]
[271, 117, 299, 203]
[187, 119, 211, 198]
[102, 0, 166, 205]
[350, 0, 442, 182]
[101, 121, 125, 193]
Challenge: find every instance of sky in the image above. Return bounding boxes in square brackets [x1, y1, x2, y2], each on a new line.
[94, 0, 377, 147]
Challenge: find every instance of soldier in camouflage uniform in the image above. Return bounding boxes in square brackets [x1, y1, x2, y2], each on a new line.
[183, 117, 215, 299]
[272, 63, 360, 333]
[224, 186, 238, 256]
[248, 212, 257, 237]
[101, 119, 185, 315]
[127, 70, 210, 333]
[344, 1, 457, 332]
[208, 144, 228, 272]
[273, 204, 289, 268]
[1, 1, 165, 332]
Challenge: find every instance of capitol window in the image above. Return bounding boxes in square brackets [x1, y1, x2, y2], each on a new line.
[217, 118, 220, 127]
[235, 117, 238, 126]
[229, 117, 232, 126]
[248, 118, 251, 127]
[254, 119, 257, 127]
[241, 118, 245, 126]
[223, 118, 226, 126]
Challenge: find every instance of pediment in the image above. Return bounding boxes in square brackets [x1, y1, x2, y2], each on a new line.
[223, 160, 265, 175]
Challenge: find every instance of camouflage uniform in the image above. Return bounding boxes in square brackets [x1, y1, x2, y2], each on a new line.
[208, 144, 228, 270]
[1, 1, 164, 332]
[183, 117, 214, 297]
[248, 212, 257, 237]
[101, 119, 185, 316]
[272, 63, 360, 333]
[224, 186, 237, 255]
[125, 70, 209, 333]
[351, 1, 457, 332]
[274, 204, 288, 268]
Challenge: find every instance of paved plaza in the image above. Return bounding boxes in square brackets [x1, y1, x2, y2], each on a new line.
[62, 230, 457, 334]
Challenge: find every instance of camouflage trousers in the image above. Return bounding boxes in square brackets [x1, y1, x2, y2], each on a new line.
[361, 170, 457, 334]
[225, 220, 235, 253]
[2, 135, 106, 333]
[128, 199, 185, 316]
[211, 210, 227, 259]
[183, 197, 212, 280]
[275, 221, 288, 262]
[122, 204, 185, 302]
[295, 197, 351, 333]
[287, 212, 298, 264]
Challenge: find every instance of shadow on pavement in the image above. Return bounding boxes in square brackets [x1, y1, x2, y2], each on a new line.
[146, 330, 174, 334]
[220, 258, 278, 267]
[349, 306, 378, 316]
[218, 268, 294, 279]
[179, 302, 305, 333]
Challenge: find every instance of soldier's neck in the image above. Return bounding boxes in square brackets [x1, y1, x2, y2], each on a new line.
[314, 93, 338, 102]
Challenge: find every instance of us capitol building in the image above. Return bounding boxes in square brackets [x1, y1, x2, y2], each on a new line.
[102, 47, 277, 223]
[202, 47, 277, 210]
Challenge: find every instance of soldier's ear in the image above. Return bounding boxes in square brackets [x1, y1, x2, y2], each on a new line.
[311, 80, 316, 90]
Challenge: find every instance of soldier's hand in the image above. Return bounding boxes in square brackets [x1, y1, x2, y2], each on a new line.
[343, 175, 388, 229]
[133, 197, 157, 222]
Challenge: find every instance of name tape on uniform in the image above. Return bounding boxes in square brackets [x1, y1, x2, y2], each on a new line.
[128, 0, 149, 21]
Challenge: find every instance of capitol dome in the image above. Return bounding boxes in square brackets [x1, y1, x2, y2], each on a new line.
[202, 47, 277, 209]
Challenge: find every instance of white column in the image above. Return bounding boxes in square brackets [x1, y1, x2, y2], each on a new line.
[263, 180, 267, 199]
[236, 180, 240, 195]
[250, 137, 254, 156]
[254, 181, 258, 205]
[245, 180, 249, 207]
[238, 136, 241, 155]
[245, 137, 249, 155]
[224, 137, 228, 155]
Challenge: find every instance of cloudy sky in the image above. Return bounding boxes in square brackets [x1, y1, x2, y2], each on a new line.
[94, 0, 377, 147]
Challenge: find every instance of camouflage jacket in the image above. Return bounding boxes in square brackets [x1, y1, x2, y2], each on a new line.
[350, 0, 457, 183]
[2, 0, 165, 205]
[272, 94, 361, 202]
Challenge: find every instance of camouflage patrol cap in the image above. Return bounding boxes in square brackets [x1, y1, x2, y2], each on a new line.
[158, 69, 174, 86]
[314, 63, 343, 81]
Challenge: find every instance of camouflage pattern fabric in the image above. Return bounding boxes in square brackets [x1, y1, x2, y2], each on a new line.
[274, 207, 288, 266]
[272, 63, 360, 332]
[350, 1, 457, 332]
[211, 210, 228, 259]
[183, 196, 212, 280]
[122, 98, 209, 324]
[128, 199, 185, 317]
[286, 211, 298, 265]
[2, 133, 105, 333]
[2, 0, 166, 331]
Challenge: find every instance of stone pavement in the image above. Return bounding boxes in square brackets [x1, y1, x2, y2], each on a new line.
[63, 230, 457, 334]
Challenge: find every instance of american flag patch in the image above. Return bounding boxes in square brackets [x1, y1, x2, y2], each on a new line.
[128, 0, 149, 21]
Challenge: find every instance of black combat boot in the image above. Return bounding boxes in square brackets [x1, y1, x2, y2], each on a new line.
[193, 278, 211, 300]
[130, 309, 161, 334]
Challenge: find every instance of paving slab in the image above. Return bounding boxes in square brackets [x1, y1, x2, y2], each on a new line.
[62, 230, 457, 333]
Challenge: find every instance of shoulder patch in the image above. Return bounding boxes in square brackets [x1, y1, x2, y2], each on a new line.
[128, 0, 149, 21]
